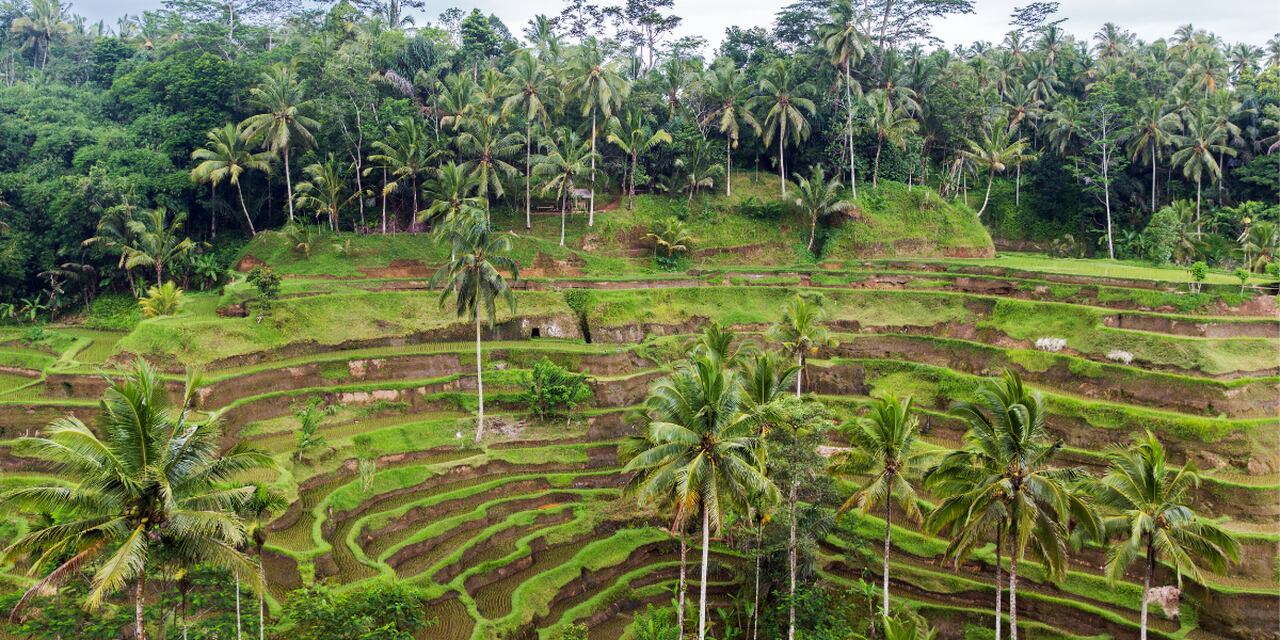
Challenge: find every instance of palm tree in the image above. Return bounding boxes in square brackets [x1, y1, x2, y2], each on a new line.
[456, 112, 523, 212]
[607, 110, 672, 209]
[748, 59, 817, 196]
[436, 74, 481, 133]
[701, 61, 761, 196]
[124, 208, 197, 287]
[830, 395, 925, 619]
[419, 162, 486, 229]
[9, 0, 71, 69]
[430, 213, 518, 442]
[501, 50, 559, 228]
[865, 89, 920, 186]
[792, 166, 853, 253]
[1127, 99, 1182, 211]
[622, 354, 778, 640]
[368, 116, 438, 233]
[926, 370, 1100, 640]
[644, 216, 693, 258]
[1171, 109, 1234, 228]
[0, 360, 273, 640]
[819, 0, 868, 196]
[237, 484, 287, 640]
[678, 137, 725, 202]
[533, 128, 593, 246]
[766, 295, 837, 398]
[241, 64, 319, 224]
[1093, 432, 1240, 640]
[295, 155, 360, 231]
[191, 122, 273, 236]
[959, 119, 1029, 217]
[567, 38, 627, 227]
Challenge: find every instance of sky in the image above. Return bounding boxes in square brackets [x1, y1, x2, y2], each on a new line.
[70, 0, 1280, 51]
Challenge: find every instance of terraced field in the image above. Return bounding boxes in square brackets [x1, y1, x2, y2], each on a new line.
[2, 237, 1276, 639]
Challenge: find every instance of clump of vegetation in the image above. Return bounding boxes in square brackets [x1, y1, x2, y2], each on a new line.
[1188, 261, 1208, 293]
[139, 281, 184, 317]
[522, 357, 589, 421]
[277, 581, 434, 640]
[562, 288, 595, 343]
[293, 397, 334, 463]
[246, 265, 282, 320]
[85, 293, 142, 330]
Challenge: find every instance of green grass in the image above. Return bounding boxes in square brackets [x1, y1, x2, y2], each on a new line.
[926, 252, 1255, 286]
[823, 181, 994, 258]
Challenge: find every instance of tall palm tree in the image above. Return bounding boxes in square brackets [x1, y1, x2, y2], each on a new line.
[430, 213, 518, 442]
[1171, 109, 1234, 228]
[456, 112, 523, 212]
[830, 395, 925, 619]
[1127, 99, 1182, 212]
[607, 110, 672, 209]
[501, 50, 559, 229]
[926, 370, 1100, 640]
[1093, 432, 1240, 640]
[959, 119, 1029, 217]
[701, 61, 761, 196]
[792, 166, 853, 253]
[237, 484, 287, 640]
[0, 360, 273, 640]
[863, 89, 920, 187]
[294, 155, 360, 231]
[241, 64, 319, 224]
[124, 208, 197, 287]
[622, 354, 778, 640]
[191, 122, 273, 236]
[748, 59, 816, 196]
[766, 295, 837, 398]
[567, 38, 627, 227]
[368, 116, 438, 233]
[819, 0, 868, 196]
[533, 128, 593, 246]
[9, 0, 71, 69]
[436, 74, 481, 133]
[419, 162, 486, 229]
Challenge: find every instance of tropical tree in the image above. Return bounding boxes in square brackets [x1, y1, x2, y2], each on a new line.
[567, 38, 627, 227]
[622, 353, 778, 640]
[242, 64, 320, 224]
[123, 208, 197, 287]
[368, 116, 438, 232]
[766, 295, 837, 398]
[191, 122, 273, 237]
[0, 359, 273, 640]
[533, 128, 593, 246]
[748, 59, 816, 196]
[792, 166, 853, 252]
[456, 112, 522, 211]
[430, 213, 518, 442]
[9, 0, 71, 69]
[1092, 432, 1240, 640]
[701, 61, 761, 196]
[678, 136, 725, 201]
[1127, 99, 1182, 211]
[1171, 109, 1234, 227]
[436, 74, 481, 133]
[501, 50, 559, 228]
[644, 216, 693, 258]
[607, 110, 672, 208]
[959, 119, 1029, 217]
[865, 89, 920, 186]
[295, 155, 360, 231]
[830, 395, 925, 618]
[819, 0, 868, 196]
[420, 162, 486, 232]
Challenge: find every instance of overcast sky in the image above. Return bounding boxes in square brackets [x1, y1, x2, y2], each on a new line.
[70, 0, 1280, 50]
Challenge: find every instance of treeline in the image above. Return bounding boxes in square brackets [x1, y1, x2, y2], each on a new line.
[0, 0, 1278, 304]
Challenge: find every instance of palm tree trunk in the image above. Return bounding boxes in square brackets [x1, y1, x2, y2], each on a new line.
[474, 312, 485, 442]
[752, 518, 762, 640]
[995, 522, 1003, 640]
[726, 137, 733, 197]
[882, 489, 891, 618]
[1009, 554, 1019, 640]
[1141, 533, 1154, 640]
[631, 151, 639, 209]
[235, 571, 242, 640]
[807, 210, 817, 252]
[135, 572, 146, 640]
[1015, 162, 1021, 206]
[779, 120, 787, 197]
[788, 479, 798, 640]
[559, 196, 567, 247]
[381, 167, 388, 234]
[284, 145, 295, 224]
[873, 137, 883, 186]
[699, 505, 711, 640]
[236, 183, 257, 236]
[1195, 176, 1202, 235]
[847, 64, 857, 200]
[1150, 146, 1158, 212]
[795, 352, 803, 398]
[525, 122, 533, 229]
[156, 262, 164, 288]
[977, 170, 994, 217]
[589, 111, 597, 227]
[678, 529, 687, 637]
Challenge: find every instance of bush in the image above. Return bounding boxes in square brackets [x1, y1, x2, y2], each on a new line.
[277, 581, 434, 640]
[246, 265, 281, 318]
[522, 357, 589, 420]
[737, 195, 786, 220]
[139, 282, 183, 317]
[85, 293, 142, 330]
[1188, 261, 1208, 293]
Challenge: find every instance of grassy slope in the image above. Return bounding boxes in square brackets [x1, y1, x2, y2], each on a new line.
[824, 181, 994, 259]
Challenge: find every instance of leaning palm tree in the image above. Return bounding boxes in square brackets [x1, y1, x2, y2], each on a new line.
[294, 155, 360, 231]
[566, 37, 628, 227]
[430, 212, 518, 442]
[748, 59, 817, 196]
[701, 60, 761, 196]
[533, 128, 593, 246]
[959, 118, 1029, 217]
[501, 51, 560, 228]
[607, 110, 672, 209]
[623, 354, 779, 640]
[123, 208, 197, 287]
[241, 64, 320, 224]
[792, 166, 853, 253]
[9, 0, 71, 69]
[819, 0, 868, 196]
[766, 295, 837, 397]
[1127, 99, 1182, 212]
[830, 395, 925, 619]
[1093, 432, 1240, 640]
[0, 359, 273, 640]
[864, 90, 919, 187]
[1171, 108, 1234, 228]
[191, 122, 273, 236]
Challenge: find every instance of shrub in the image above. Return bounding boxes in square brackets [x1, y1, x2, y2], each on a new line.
[522, 357, 589, 420]
[277, 581, 434, 640]
[247, 265, 281, 318]
[293, 398, 333, 462]
[86, 293, 142, 330]
[1188, 261, 1208, 293]
[737, 195, 786, 220]
[139, 282, 183, 317]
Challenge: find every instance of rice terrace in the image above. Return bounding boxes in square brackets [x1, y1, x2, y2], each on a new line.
[0, 1, 1277, 639]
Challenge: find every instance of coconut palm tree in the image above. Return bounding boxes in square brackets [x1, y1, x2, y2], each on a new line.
[622, 353, 778, 640]
[237, 484, 287, 640]
[436, 74, 481, 133]
[864, 89, 920, 186]
[830, 395, 925, 619]
[607, 110, 672, 208]
[566, 37, 627, 227]
[819, 0, 868, 196]
[959, 118, 1029, 217]
[1127, 99, 1182, 212]
[456, 112, 523, 212]
[701, 61, 761, 196]
[430, 213, 518, 442]
[9, 0, 71, 69]
[368, 116, 439, 233]
[0, 359, 273, 640]
[241, 64, 319, 224]
[191, 122, 273, 236]
[766, 295, 837, 398]
[533, 128, 593, 246]
[644, 216, 692, 258]
[419, 162, 486, 230]
[1172, 108, 1234, 228]
[748, 59, 816, 196]
[792, 166, 853, 253]
[1092, 432, 1240, 640]
[501, 50, 559, 228]
[294, 154, 360, 231]
[678, 137, 725, 202]
[124, 208, 197, 287]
